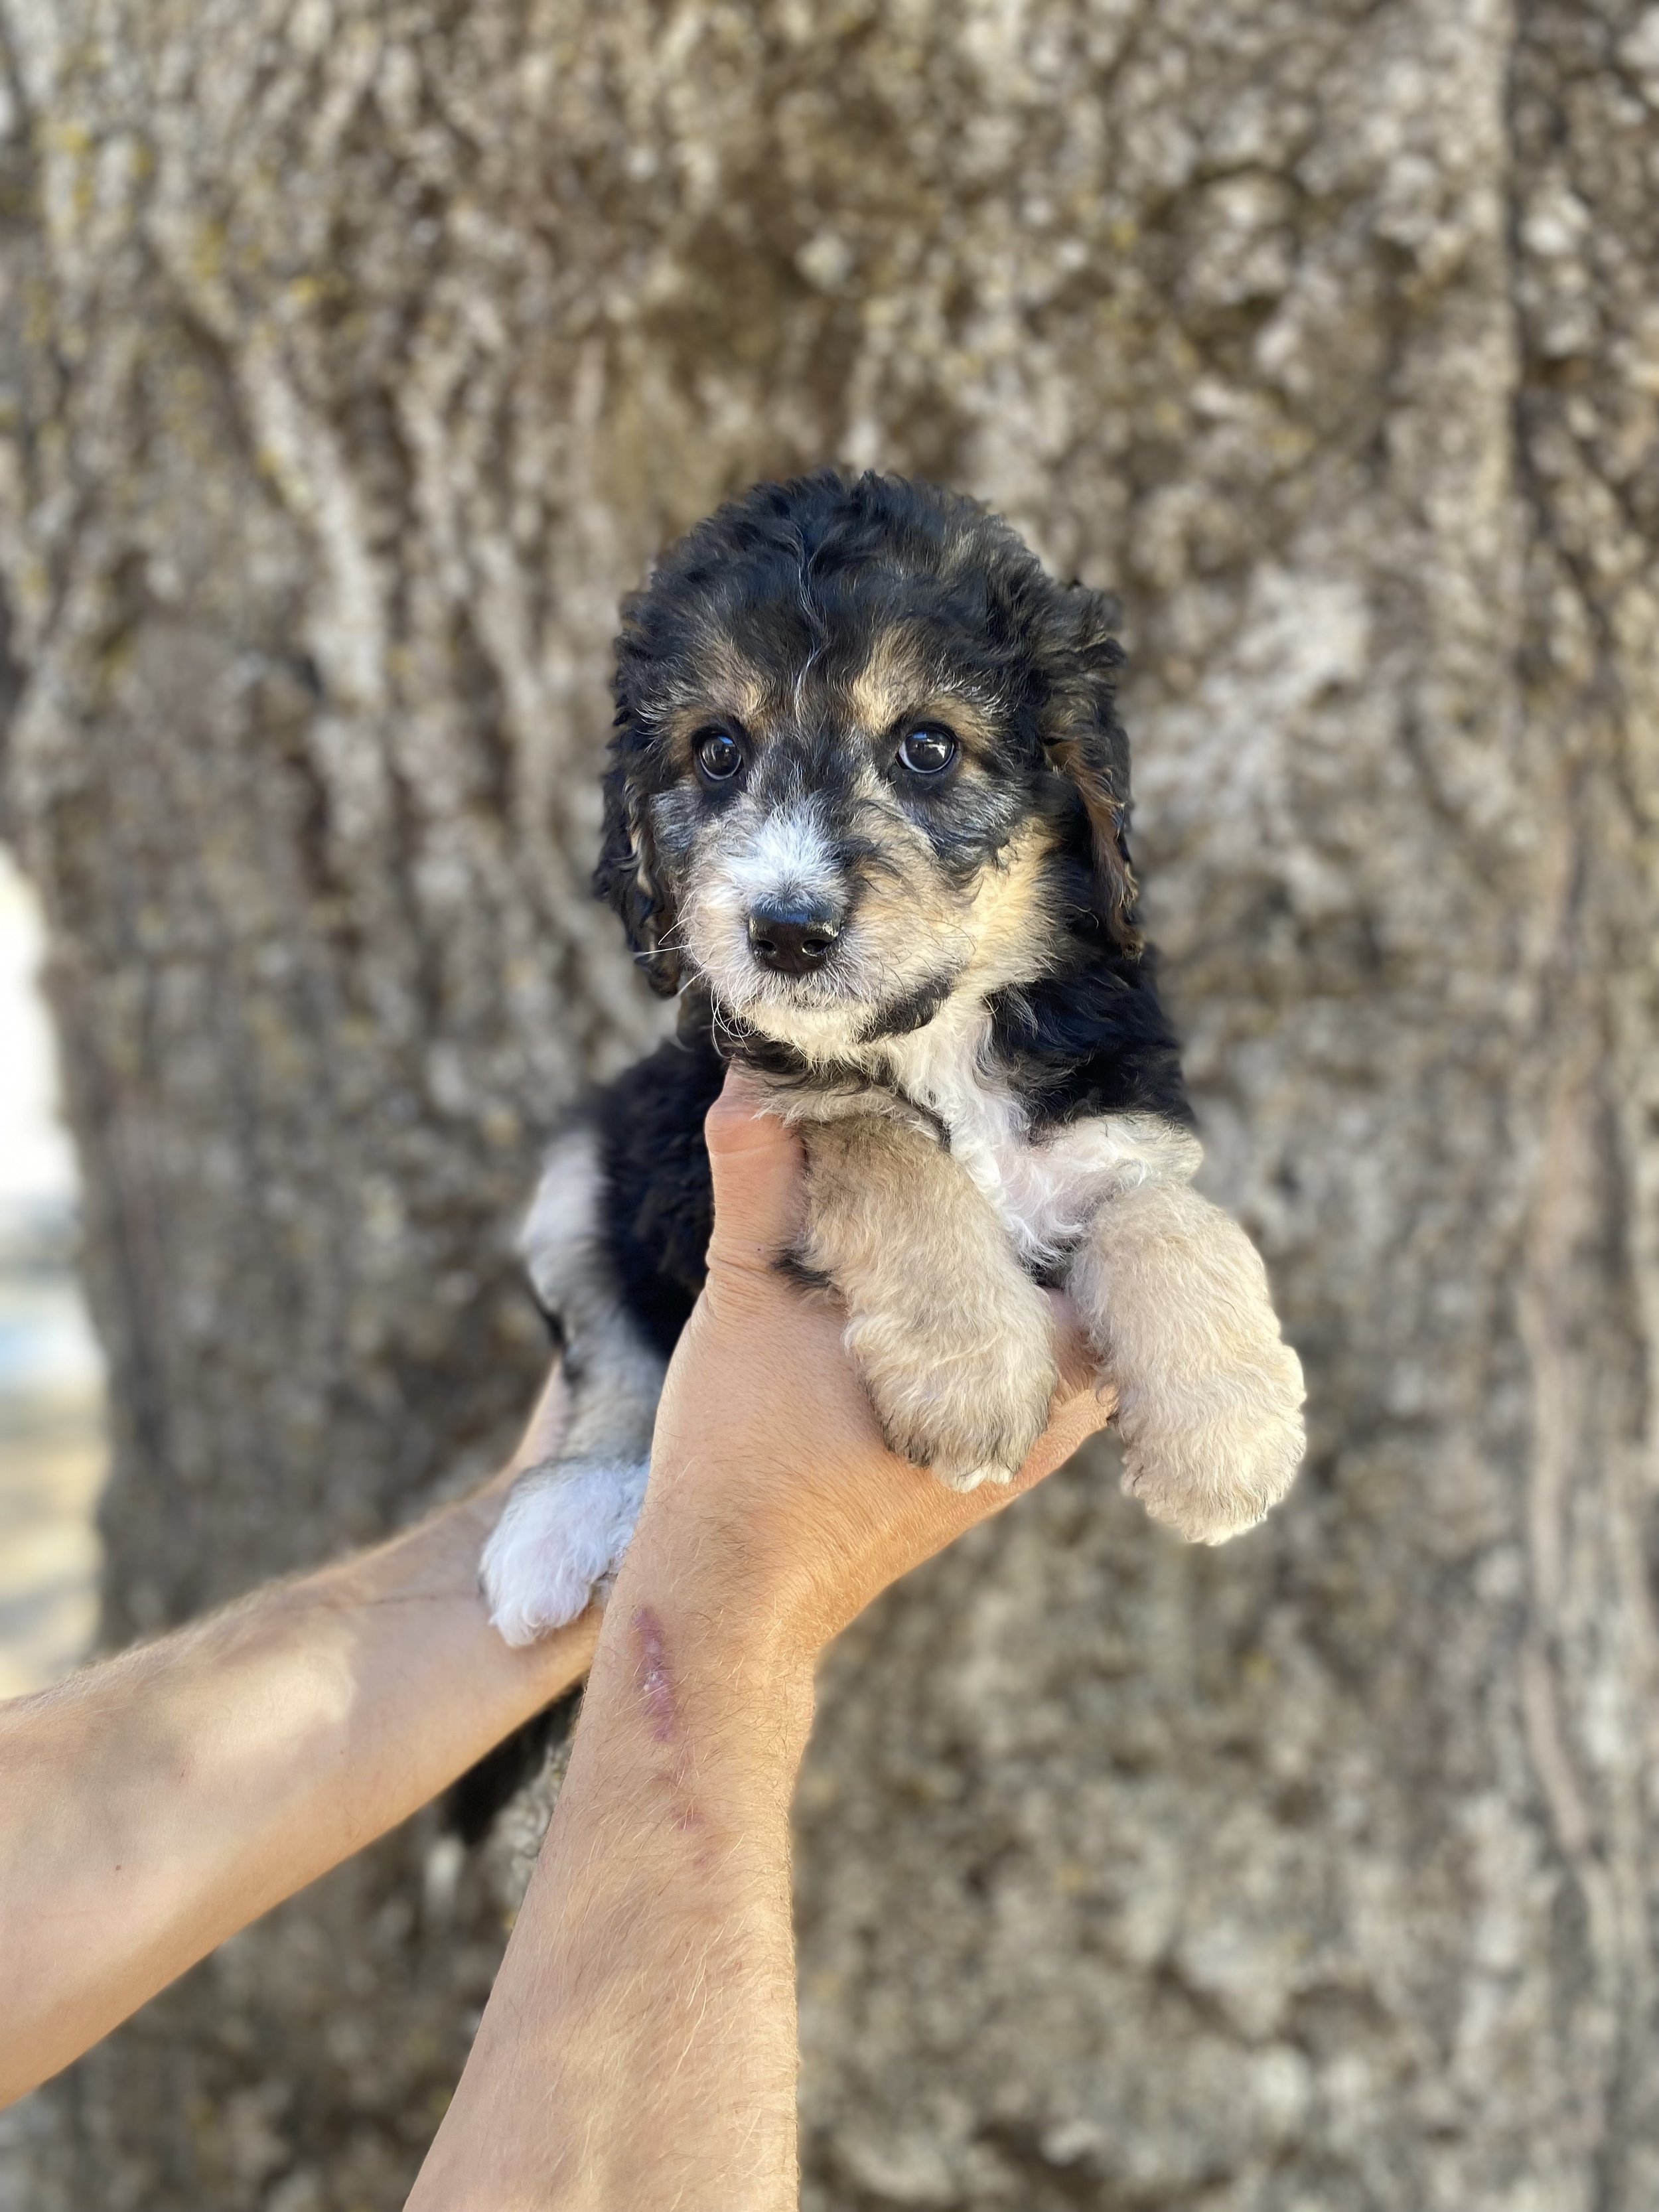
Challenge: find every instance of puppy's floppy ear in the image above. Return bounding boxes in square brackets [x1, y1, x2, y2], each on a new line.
[593, 729, 683, 996]
[1040, 584, 1142, 956]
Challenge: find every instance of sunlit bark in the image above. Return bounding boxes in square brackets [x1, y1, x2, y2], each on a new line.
[1, 1, 1656, 2203]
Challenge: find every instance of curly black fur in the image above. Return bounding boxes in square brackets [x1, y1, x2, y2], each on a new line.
[588, 1012, 726, 1361]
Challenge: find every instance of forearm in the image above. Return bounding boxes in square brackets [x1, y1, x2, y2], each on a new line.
[0, 1467, 596, 2105]
[405, 1086, 1113, 2209]
[408, 1542, 815, 2212]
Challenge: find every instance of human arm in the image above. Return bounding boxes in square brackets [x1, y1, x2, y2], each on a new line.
[407, 1082, 1114, 2211]
[0, 1377, 597, 2107]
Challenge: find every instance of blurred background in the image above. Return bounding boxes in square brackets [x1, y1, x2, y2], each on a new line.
[1, 0, 1656, 2207]
[0, 848, 102, 1702]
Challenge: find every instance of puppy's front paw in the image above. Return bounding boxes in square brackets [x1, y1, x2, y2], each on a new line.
[847, 1288, 1059, 1491]
[1118, 1338, 1305, 1544]
[480, 1456, 648, 1645]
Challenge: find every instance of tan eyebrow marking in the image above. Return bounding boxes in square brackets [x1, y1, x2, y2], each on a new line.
[660, 636, 778, 750]
[847, 626, 1003, 752]
[847, 627, 934, 735]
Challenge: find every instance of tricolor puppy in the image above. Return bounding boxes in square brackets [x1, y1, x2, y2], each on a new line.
[482, 471, 1305, 1644]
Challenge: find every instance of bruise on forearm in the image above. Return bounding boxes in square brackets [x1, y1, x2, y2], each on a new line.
[628, 1603, 709, 1843]
[633, 1605, 681, 1743]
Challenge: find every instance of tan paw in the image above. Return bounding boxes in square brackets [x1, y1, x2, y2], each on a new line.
[1116, 1339, 1306, 1543]
[846, 1290, 1060, 1489]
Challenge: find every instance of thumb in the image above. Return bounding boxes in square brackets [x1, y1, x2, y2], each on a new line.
[703, 1069, 806, 1272]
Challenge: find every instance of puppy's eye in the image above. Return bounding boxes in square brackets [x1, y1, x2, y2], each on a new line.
[694, 729, 743, 780]
[897, 725, 958, 776]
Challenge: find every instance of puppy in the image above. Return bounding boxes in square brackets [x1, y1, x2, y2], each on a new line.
[482, 471, 1304, 1645]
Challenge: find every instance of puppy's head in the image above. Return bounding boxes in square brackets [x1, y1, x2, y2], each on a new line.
[596, 470, 1139, 1057]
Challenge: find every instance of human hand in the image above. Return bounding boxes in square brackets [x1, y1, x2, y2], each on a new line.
[621, 1071, 1116, 1668]
[407, 1077, 1114, 2212]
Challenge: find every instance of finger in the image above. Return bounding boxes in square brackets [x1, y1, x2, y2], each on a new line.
[472, 1362, 571, 1497]
[513, 1360, 571, 1470]
[704, 1069, 806, 1267]
[1025, 1378, 1117, 1485]
[950, 1371, 1117, 1528]
[1044, 1289, 1099, 1397]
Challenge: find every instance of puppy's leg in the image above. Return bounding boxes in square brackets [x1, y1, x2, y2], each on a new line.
[1064, 1126, 1305, 1543]
[481, 1126, 666, 1645]
[798, 1114, 1058, 1489]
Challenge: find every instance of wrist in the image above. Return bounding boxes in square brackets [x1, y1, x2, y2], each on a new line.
[597, 1534, 819, 1770]
[620, 1438, 863, 1674]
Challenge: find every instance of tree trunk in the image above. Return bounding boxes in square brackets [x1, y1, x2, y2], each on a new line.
[1, 0, 1655, 2205]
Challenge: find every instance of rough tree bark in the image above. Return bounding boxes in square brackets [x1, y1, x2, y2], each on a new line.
[0, 0, 1656, 2206]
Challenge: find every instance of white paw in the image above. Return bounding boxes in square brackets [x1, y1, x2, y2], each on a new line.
[1117, 1339, 1306, 1544]
[481, 1456, 649, 1646]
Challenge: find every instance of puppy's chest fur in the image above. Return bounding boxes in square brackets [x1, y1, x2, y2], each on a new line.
[826, 1009, 1198, 1273]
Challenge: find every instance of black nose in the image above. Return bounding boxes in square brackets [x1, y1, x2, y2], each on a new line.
[747, 899, 842, 977]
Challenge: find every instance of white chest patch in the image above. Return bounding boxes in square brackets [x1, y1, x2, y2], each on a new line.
[853, 1005, 1200, 1267]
